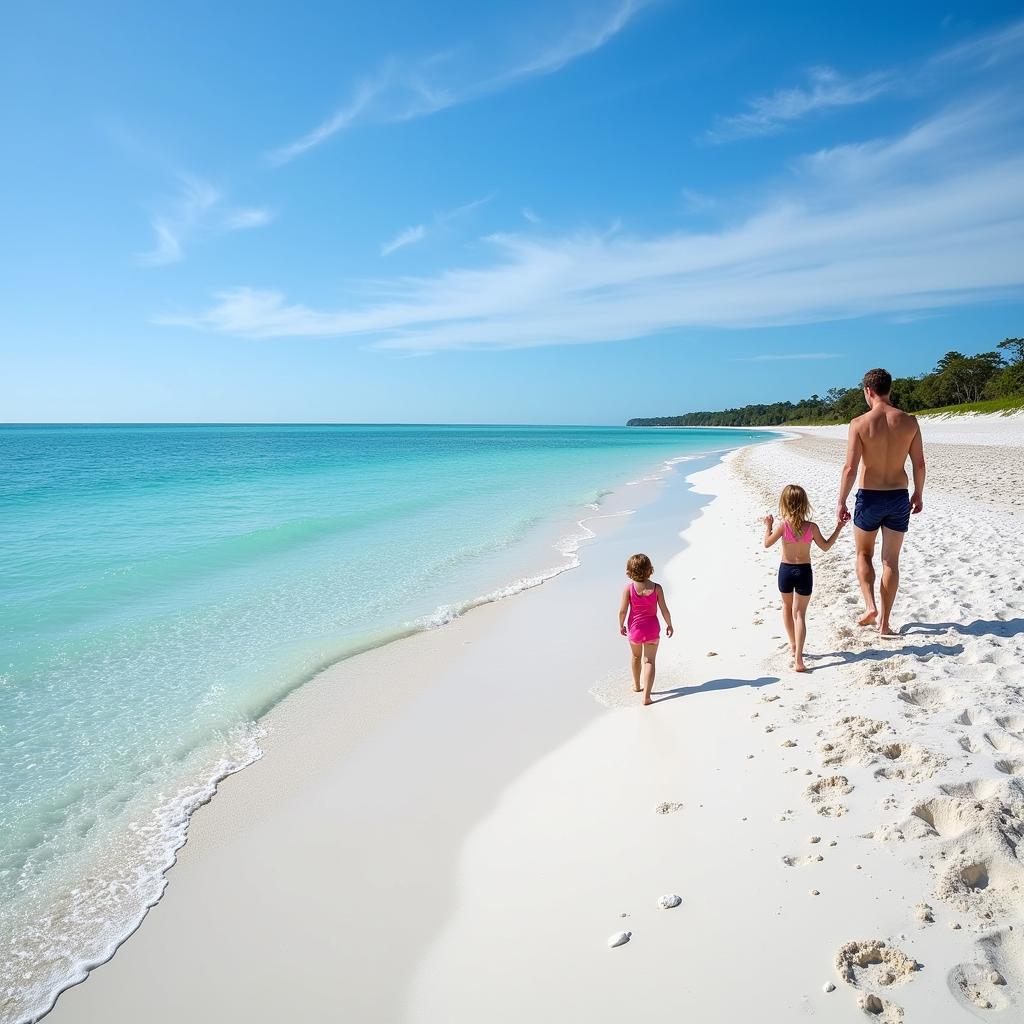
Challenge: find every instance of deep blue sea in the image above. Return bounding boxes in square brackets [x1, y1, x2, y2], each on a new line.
[0, 423, 771, 1022]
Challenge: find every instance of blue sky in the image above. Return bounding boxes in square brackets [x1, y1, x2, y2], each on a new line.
[3, 1, 1023, 423]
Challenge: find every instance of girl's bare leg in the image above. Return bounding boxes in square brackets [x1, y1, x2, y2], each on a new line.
[641, 642, 659, 705]
[629, 642, 642, 692]
[793, 593, 811, 672]
[781, 592, 796, 654]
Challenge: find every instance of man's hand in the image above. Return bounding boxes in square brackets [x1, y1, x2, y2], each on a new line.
[910, 491, 924, 514]
[837, 502, 851, 523]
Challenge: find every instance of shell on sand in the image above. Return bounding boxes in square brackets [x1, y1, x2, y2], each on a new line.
[608, 931, 632, 948]
[657, 894, 682, 909]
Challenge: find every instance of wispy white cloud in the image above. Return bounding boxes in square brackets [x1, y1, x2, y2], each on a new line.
[267, 1, 650, 164]
[223, 207, 275, 230]
[708, 66, 893, 143]
[380, 224, 427, 257]
[493, 0, 649, 81]
[266, 72, 395, 166]
[734, 353, 842, 362]
[522, 207, 541, 224]
[138, 175, 220, 266]
[708, 17, 1024, 145]
[435, 194, 494, 225]
[793, 96, 1018, 187]
[930, 16, 1024, 70]
[679, 187, 717, 214]
[138, 176, 274, 266]
[161, 95, 1024, 350]
[379, 195, 493, 256]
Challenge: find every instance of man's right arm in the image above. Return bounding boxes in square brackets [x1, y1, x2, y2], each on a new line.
[909, 419, 925, 514]
[838, 421, 862, 522]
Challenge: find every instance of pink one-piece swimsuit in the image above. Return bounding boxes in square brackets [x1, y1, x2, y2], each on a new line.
[627, 583, 660, 643]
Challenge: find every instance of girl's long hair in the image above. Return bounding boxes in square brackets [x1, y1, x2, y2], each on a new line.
[779, 484, 812, 537]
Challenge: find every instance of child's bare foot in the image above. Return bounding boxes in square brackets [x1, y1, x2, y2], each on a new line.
[878, 622, 899, 638]
[857, 609, 878, 627]
[643, 696, 653, 706]
[794, 659, 808, 673]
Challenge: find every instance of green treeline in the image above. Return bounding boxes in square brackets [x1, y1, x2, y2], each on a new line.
[627, 339, 1024, 427]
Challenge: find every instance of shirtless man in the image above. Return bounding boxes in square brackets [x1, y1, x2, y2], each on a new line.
[837, 368, 926, 637]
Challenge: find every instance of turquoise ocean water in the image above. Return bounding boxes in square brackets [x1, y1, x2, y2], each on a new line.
[0, 424, 771, 1021]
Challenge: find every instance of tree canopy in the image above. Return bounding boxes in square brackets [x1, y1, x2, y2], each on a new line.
[627, 339, 1024, 427]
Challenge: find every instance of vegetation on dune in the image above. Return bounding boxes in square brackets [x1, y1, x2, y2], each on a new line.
[627, 339, 1024, 427]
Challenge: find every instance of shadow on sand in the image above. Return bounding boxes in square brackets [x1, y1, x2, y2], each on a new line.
[652, 674, 780, 703]
[900, 618, 1024, 640]
[806, 641, 964, 670]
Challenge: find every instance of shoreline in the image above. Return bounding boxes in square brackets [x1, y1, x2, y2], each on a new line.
[36, 415, 1024, 1022]
[21, 436, 765, 1024]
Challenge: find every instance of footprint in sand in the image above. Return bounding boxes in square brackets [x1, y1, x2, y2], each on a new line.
[948, 927, 1023, 1014]
[872, 741, 939, 783]
[805, 776, 853, 817]
[934, 851, 1024, 914]
[996, 714, 1024, 735]
[897, 685, 955, 710]
[908, 797, 977, 839]
[835, 939, 920, 990]
[984, 731, 1024, 754]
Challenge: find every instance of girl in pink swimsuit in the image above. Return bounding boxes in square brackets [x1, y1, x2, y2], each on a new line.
[618, 553, 674, 706]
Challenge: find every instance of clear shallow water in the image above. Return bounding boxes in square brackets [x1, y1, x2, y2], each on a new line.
[0, 423, 770, 1021]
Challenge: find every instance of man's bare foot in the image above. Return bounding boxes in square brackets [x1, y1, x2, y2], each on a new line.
[643, 696, 653, 706]
[857, 609, 878, 627]
[632, 684, 642, 693]
[878, 623, 899, 638]
[795, 659, 807, 673]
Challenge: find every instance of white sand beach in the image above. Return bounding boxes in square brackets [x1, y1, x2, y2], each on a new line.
[46, 415, 1024, 1023]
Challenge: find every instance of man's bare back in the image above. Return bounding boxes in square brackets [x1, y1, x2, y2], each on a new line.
[851, 404, 922, 491]
[837, 369, 926, 637]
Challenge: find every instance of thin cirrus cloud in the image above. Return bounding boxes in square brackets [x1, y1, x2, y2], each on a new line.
[266, 0, 651, 165]
[707, 16, 1024, 144]
[159, 97, 1024, 351]
[928, 15, 1024, 70]
[138, 174, 274, 266]
[380, 224, 427, 257]
[379, 195, 493, 257]
[706, 66, 894, 143]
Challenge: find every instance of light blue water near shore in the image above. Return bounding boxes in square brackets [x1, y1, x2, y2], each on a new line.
[0, 423, 771, 1022]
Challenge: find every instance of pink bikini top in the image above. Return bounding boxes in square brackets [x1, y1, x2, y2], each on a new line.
[783, 521, 813, 543]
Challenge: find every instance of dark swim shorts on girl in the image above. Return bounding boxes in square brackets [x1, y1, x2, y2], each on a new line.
[778, 562, 813, 596]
